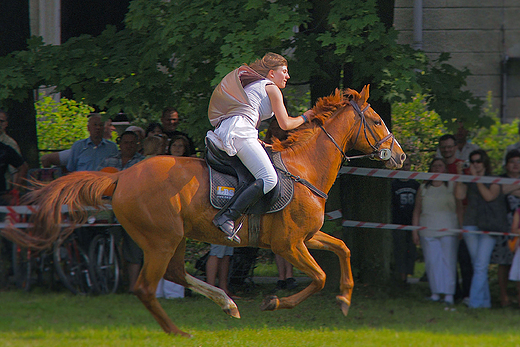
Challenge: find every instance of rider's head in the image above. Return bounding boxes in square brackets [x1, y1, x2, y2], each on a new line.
[249, 52, 287, 78]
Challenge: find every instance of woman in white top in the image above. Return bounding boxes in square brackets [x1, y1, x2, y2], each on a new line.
[412, 158, 462, 305]
[206, 53, 314, 242]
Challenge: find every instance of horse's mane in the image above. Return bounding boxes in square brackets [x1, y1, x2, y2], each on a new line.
[271, 88, 361, 151]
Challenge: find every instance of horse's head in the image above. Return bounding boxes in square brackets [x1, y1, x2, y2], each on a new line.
[346, 85, 406, 169]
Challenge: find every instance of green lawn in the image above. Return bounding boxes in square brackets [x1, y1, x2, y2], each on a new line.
[1, 278, 520, 347]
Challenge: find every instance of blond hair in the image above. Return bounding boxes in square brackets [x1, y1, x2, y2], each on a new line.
[248, 52, 287, 77]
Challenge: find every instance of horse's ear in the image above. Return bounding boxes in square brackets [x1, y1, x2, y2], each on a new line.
[359, 85, 370, 104]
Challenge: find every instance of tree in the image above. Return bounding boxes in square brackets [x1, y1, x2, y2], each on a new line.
[35, 96, 93, 154]
[0, 0, 491, 285]
[392, 94, 447, 172]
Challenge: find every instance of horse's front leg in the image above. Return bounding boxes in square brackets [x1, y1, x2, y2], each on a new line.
[260, 240, 326, 312]
[304, 230, 353, 316]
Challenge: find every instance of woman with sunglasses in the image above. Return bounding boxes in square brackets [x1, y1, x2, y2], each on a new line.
[455, 149, 508, 308]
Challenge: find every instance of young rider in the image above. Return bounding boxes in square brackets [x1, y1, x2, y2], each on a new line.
[207, 52, 314, 243]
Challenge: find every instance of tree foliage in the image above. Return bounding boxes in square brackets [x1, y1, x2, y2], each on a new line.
[392, 94, 447, 172]
[472, 92, 519, 174]
[393, 91, 518, 174]
[35, 96, 93, 153]
[0, 0, 490, 150]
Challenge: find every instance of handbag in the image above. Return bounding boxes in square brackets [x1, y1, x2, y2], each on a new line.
[508, 237, 519, 253]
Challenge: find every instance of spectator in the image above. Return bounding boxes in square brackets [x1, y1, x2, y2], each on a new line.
[439, 133, 473, 302]
[104, 118, 117, 140]
[125, 125, 146, 154]
[508, 207, 520, 307]
[126, 126, 145, 143]
[412, 158, 461, 305]
[391, 157, 420, 286]
[168, 134, 192, 157]
[98, 131, 145, 293]
[41, 117, 116, 169]
[145, 122, 164, 138]
[0, 110, 22, 189]
[205, 244, 235, 298]
[98, 131, 145, 171]
[503, 122, 520, 166]
[161, 108, 196, 154]
[438, 134, 464, 174]
[455, 149, 509, 308]
[272, 254, 297, 292]
[492, 149, 520, 306]
[0, 142, 28, 205]
[0, 126, 28, 288]
[66, 113, 118, 172]
[436, 122, 479, 161]
[142, 136, 166, 158]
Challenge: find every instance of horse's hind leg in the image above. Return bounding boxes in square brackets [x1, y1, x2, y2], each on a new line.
[121, 221, 191, 337]
[304, 231, 353, 316]
[261, 240, 326, 312]
[162, 238, 240, 318]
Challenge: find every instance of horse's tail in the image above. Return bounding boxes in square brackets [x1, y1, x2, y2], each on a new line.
[1, 171, 120, 250]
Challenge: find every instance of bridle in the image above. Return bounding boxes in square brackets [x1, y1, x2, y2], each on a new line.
[318, 100, 396, 166]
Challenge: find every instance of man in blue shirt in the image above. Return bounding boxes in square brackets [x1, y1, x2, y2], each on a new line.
[67, 113, 118, 172]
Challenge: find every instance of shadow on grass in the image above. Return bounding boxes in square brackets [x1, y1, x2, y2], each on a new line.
[2, 281, 520, 338]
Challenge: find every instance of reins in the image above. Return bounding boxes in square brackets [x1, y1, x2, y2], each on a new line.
[273, 95, 396, 200]
[323, 100, 395, 165]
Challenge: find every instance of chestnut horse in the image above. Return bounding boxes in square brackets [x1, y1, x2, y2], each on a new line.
[2, 86, 405, 337]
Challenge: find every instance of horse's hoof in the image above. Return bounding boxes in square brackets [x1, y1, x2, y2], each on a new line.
[260, 295, 279, 311]
[223, 306, 241, 319]
[336, 295, 351, 316]
[170, 329, 193, 338]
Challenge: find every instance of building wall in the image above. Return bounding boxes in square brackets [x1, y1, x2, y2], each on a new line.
[394, 0, 520, 122]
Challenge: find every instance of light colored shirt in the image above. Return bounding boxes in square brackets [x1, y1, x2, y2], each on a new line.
[97, 152, 145, 171]
[418, 182, 458, 238]
[67, 138, 118, 172]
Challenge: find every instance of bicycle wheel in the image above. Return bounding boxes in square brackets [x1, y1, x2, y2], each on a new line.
[53, 237, 93, 295]
[12, 243, 31, 292]
[88, 233, 120, 294]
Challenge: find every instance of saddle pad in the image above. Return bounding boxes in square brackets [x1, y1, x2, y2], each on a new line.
[208, 151, 293, 213]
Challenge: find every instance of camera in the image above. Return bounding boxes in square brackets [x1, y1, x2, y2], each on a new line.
[463, 160, 470, 169]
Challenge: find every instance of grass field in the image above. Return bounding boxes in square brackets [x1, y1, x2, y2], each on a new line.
[2, 277, 520, 347]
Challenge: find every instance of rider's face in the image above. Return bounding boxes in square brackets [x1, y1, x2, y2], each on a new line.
[267, 65, 290, 89]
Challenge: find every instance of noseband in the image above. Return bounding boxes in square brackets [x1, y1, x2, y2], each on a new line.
[319, 100, 396, 165]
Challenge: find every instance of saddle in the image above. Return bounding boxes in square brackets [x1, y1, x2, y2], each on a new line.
[205, 138, 294, 215]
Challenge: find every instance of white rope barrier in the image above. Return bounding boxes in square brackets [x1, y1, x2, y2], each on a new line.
[0, 222, 121, 229]
[338, 167, 520, 185]
[0, 205, 111, 214]
[325, 209, 513, 236]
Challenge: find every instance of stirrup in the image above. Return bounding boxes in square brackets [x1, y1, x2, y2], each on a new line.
[213, 218, 241, 244]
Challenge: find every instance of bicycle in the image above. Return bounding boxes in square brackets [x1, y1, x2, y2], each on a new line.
[88, 227, 121, 294]
[12, 243, 56, 292]
[53, 231, 93, 295]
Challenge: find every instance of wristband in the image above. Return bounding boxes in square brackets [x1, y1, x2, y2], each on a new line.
[300, 114, 308, 123]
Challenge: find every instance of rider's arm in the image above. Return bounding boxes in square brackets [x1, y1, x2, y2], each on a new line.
[266, 84, 313, 131]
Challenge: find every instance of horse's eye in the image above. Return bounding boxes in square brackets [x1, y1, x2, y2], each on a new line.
[374, 120, 382, 126]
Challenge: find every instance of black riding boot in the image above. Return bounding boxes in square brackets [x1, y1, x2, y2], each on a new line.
[213, 179, 265, 243]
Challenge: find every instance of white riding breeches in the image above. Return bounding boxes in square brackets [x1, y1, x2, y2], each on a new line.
[234, 137, 278, 194]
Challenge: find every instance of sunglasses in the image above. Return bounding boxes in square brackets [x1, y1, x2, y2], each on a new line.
[470, 159, 483, 164]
